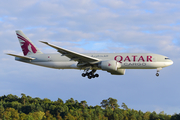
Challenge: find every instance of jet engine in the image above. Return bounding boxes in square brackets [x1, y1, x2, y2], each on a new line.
[108, 69, 125, 75]
[98, 60, 125, 75]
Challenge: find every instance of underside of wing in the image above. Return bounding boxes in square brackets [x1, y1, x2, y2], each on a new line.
[40, 41, 100, 64]
[6, 53, 35, 60]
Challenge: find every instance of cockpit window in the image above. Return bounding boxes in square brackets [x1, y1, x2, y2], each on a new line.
[165, 58, 170, 60]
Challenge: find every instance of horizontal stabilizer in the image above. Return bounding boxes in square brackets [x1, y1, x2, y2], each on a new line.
[6, 53, 35, 60]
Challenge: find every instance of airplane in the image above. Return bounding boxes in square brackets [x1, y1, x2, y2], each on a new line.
[7, 30, 173, 79]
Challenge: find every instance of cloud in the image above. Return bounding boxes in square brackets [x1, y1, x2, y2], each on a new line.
[1, 0, 180, 56]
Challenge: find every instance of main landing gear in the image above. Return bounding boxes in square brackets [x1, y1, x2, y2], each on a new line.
[156, 68, 162, 77]
[82, 69, 99, 79]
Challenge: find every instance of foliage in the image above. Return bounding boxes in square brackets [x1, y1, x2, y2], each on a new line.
[0, 94, 177, 120]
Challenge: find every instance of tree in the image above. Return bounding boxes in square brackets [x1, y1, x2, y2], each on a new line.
[121, 102, 128, 110]
[43, 98, 52, 104]
[0, 104, 4, 118]
[55, 98, 64, 106]
[94, 106, 103, 120]
[113, 112, 119, 120]
[143, 111, 151, 120]
[56, 113, 63, 120]
[19, 113, 27, 120]
[27, 95, 32, 104]
[80, 100, 87, 109]
[29, 111, 45, 120]
[100, 99, 108, 109]
[101, 98, 119, 110]
[21, 93, 27, 105]
[104, 108, 113, 119]
[35, 104, 44, 112]
[164, 114, 171, 120]
[66, 98, 75, 105]
[3, 108, 19, 120]
[136, 115, 142, 120]
[150, 111, 158, 120]
[44, 110, 56, 120]
[108, 98, 119, 110]
[6, 94, 18, 102]
[65, 113, 76, 120]
[25, 115, 34, 120]
[0, 94, 176, 120]
[82, 110, 91, 120]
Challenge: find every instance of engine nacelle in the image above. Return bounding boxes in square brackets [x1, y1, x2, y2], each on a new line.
[98, 60, 120, 71]
[109, 69, 125, 75]
[98, 60, 125, 75]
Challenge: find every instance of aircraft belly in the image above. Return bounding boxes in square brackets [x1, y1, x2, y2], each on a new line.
[31, 61, 78, 69]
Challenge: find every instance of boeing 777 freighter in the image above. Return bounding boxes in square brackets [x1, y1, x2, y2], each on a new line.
[7, 30, 173, 79]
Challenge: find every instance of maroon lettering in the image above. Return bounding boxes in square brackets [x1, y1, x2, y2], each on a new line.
[114, 55, 123, 63]
[124, 56, 131, 62]
[115, 55, 152, 63]
[138, 56, 145, 62]
[132, 55, 137, 62]
[147, 56, 152, 62]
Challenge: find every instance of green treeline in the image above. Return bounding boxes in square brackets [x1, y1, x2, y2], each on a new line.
[0, 94, 179, 120]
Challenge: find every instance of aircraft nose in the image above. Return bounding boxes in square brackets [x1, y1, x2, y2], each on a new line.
[170, 60, 173, 65]
[166, 60, 173, 66]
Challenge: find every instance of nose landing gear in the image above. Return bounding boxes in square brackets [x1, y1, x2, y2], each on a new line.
[82, 69, 99, 79]
[156, 73, 159, 77]
[156, 68, 162, 77]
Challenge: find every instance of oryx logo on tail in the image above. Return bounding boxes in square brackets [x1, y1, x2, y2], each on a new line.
[16, 30, 42, 56]
[17, 33, 37, 56]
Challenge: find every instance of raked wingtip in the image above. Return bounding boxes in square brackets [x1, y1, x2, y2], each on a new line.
[40, 41, 48, 44]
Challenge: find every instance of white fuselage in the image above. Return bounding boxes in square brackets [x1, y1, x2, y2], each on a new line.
[8, 30, 173, 77]
[15, 53, 173, 70]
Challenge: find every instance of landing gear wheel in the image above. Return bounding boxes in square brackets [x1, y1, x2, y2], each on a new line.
[95, 74, 99, 77]
[88, 75, 92, 79]
[82, 73, 86, 77]
[156, 73, 159, 77]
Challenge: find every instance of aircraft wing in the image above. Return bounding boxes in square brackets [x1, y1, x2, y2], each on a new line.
[6, 53, 35, 60]
[40, 41, 100, 64]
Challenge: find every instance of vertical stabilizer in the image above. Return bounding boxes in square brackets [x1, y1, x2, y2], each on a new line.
[16, 30, 42, 56]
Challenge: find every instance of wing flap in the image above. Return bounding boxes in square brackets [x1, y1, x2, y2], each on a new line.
[6, 53, 35, 60]
[40, 41, 100, 63]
